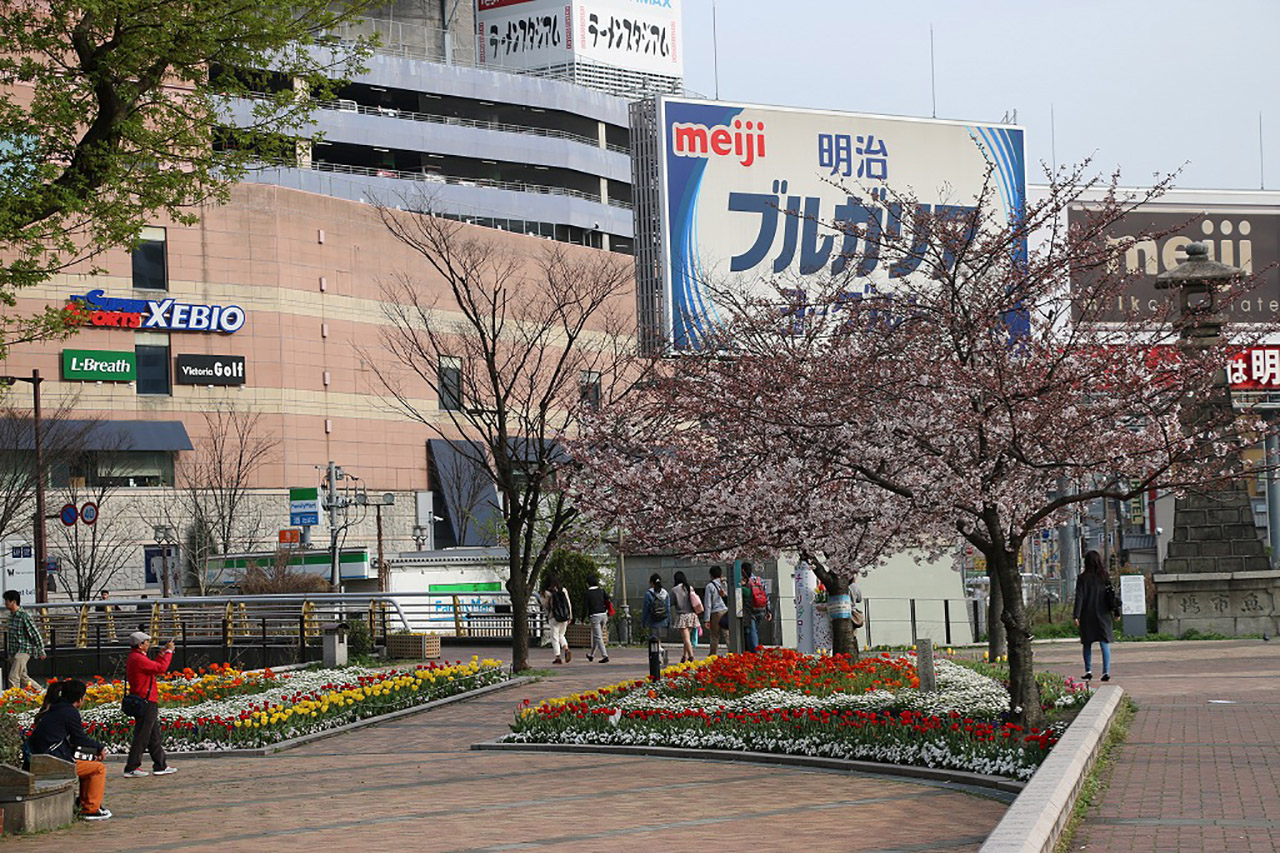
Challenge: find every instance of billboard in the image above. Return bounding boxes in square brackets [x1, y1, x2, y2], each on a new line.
[478, 0, 681, 78]
[62, 349, 136, 381]
[1067, 203, 1280, 324]
[637, 96, 1026, 349]
[175, 354, 246, 386]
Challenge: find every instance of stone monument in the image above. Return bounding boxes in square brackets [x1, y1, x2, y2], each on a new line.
[1152, 243, 1279, 636]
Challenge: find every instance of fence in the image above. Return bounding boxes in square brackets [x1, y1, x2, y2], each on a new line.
[1, 592, 546, 684]
[858, 597, 981, 649]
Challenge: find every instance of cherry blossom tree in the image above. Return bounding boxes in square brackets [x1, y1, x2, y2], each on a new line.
[574, 164, 1270, 726]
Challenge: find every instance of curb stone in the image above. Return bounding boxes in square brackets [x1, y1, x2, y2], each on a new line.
[470, 739, 1025, 801]
[979, 685, 1125, 853]
[106, 676, 532, 761]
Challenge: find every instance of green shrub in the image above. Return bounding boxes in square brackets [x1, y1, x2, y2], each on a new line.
[347, 619, 373, 656]
[0, 714, 22, 768]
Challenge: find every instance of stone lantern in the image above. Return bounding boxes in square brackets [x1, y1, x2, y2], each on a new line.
[1152, 242, 1275, 637]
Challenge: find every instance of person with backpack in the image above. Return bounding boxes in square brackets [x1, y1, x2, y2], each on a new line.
[1074, 550, 1121, 682]
[541, 576, 574, 664]
[583, 573, 612, 663]
[642, 574, 671, 656]
[704, 566, 729, 656]
[27, 679, 112, 820]
[741, 562, 771, 653]
[669, 570, 703, 663]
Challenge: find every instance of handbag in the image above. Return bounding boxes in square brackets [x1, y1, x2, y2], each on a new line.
[850, 607, 866, 629]
[121, 674, 154, 719]
[689, 588, 704, 615]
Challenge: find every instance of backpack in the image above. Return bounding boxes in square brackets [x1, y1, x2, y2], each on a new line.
[551, 589, 571, 622]
[747, 576, 768, 610]
[650, 589, 669, 622]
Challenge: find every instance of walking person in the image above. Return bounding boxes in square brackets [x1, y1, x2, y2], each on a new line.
[1074, 550, 1120, 682]
[540, 576, 573, 665]
[704, 566, 729, 656]
[740, 562, 772, 652]
[123, 631, 177, 778]
[669, 571, 702, 663]
[28, 679, 112, 820]
[641, 574, 671, 659]
[4, 590, 45, 690]
[583, 573, 611, 663]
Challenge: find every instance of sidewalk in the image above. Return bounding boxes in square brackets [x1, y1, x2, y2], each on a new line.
[1033, 639, 1280, 852]
[15, 644, 1005, 852]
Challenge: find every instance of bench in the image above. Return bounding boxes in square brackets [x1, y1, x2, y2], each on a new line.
[0, 755, 77, 835]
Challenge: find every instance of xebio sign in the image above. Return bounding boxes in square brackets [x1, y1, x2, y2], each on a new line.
[67, 289, 245, 334]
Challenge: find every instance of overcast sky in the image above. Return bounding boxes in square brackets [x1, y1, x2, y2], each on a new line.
[680, 0, 1279, 191]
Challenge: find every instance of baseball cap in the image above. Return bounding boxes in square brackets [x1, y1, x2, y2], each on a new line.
[128, 631, 151, 647]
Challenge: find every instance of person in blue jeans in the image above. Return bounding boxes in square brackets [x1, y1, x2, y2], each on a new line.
[740, 562, 771, 652]
[1073, 550, 1119, 682]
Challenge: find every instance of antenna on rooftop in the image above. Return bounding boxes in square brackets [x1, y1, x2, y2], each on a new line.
[929, 25, 937, 118]
[712, 1, 721, 100]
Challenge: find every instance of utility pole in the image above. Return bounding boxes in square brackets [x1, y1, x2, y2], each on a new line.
[327, 461, 341, 589]
[2, 370, 45, 602]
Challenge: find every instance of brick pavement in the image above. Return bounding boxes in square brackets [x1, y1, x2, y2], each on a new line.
[1034, 639, 1280, 852]
[9, 644, 1006, 852]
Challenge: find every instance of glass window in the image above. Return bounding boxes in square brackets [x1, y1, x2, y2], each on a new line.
[135, 344, 171, 395]
[438, 356, 462, 411]
[579, 370, 601, 409]
[95, 451, 175, 487]
[132, 226, 167, 290]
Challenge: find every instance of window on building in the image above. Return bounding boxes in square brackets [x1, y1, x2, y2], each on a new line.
[48, 451, 175, 488]
[135, 344, 171, 395]
[132, 226, 168, 290]
[579, 370, 602, 409]
[438, 356, 462, 411]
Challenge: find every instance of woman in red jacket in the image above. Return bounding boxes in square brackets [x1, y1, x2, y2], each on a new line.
[123, 631, 178, 778]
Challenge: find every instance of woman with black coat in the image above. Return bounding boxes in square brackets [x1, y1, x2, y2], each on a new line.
[1073, 550, 1120, 682]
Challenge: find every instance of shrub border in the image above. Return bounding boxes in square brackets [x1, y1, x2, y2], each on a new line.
[103, 676, 531, 761]
[979, 685, 1125, 853]
[470, 739, 1025, 800]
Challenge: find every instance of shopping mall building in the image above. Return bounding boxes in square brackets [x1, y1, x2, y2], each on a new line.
[0, 0, 683, 596]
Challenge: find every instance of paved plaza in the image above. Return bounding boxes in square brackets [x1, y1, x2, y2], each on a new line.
[8, 645, 1004, 852]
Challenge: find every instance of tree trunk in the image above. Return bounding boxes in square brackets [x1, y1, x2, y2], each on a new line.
[507, 572, 530, 672]
[989, 548, 1043, 728]
[986, 564, 1006, 660]
[810, 564, 858, 659]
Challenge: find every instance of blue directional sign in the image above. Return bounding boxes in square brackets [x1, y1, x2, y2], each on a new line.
[59, 504, 78, 527]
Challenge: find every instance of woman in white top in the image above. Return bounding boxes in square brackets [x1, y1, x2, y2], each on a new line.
[670, 570, 700, 663]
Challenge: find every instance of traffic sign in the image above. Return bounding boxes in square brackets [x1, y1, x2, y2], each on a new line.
[278, 528, 301, 545]
[59, 504, 78, 527]
[80, 501, 98, 525]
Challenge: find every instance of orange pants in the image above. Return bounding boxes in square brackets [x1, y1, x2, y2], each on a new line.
[75, 760, 105, 814]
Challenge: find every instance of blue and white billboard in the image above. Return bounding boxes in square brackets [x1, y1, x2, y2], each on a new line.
[650, 96, 1026, 349]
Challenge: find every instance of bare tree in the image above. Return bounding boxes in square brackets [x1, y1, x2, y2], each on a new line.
[162, 406, 279, 594]
[0, 395, 96, 543]
[50, 439, 137, 601]
[370, 207, 634, 671]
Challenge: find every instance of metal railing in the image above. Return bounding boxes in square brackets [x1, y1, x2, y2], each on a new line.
[292, 160, 632, 210]
[308, 95, 630, 154]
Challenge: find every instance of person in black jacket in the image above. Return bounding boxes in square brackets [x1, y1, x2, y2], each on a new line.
[583, 573, 611, 663]
[27, 679, 112, 820]
[1073, 550, 1119, 682]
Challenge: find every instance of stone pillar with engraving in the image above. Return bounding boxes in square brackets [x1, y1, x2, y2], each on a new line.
[1153, 243, 1280, 636]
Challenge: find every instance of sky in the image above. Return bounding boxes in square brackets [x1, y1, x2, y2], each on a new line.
[679, 0, 1280, 191]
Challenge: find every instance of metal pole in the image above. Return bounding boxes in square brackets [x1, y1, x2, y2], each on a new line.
[328, 461, 340, 589]
[31, 370, 47, 604]
[943, 599, 952, 646]
[1267, 420, 1280, 568]
[909, 598, 918, 645]
[376, 504, 387, 592]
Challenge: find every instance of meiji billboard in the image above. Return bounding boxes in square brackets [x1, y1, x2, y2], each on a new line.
[478, 0, 681, 78]
[1067, 202, 1280, 324]
[651, 97, 1025, 349]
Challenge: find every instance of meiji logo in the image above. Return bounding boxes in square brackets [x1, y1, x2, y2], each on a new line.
[671, 119, 766, 167]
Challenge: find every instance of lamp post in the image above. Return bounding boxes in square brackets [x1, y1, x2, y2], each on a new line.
[1, 371, 46, 603]
[153, 524, 175, 598]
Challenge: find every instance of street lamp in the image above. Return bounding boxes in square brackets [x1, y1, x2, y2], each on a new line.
[0, 370, 46, 602]
[153, 524, 176, 598]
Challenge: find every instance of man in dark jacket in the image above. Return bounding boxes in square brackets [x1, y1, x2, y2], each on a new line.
[27, 679, 111, 820]
[583, 573, 611, 663]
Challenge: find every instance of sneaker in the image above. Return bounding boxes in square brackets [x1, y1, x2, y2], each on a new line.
[1082, 671, 1092, 681]
[1101, 673, 1111, 682]
[564, 649, 572, 663]
[82, 808, 113, 821]
[152, 766, 178, 776]
[599, 656, 609, 663]
[586, 654, 594, 662]
[552, 658, 563, 665]
[122, 769, 149, 778]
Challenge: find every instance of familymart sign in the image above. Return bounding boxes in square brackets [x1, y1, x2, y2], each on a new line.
[62, 349, 136, 381]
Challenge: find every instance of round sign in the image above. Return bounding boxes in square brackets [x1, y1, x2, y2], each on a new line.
[80, 502, 98, 526]
[59, 503, 78, 527]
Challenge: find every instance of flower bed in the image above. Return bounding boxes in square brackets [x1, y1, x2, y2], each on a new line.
[504, 650, 1081, 781]
[5, 658, 506, 753]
